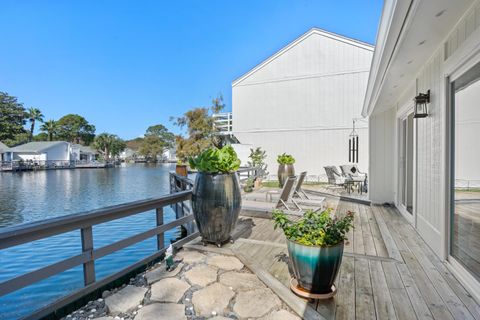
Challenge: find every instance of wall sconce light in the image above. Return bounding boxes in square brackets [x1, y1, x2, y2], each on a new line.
[413, 89, 430, 118]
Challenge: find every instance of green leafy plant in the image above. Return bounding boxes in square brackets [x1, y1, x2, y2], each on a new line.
[273, 209, 354, 246]
[247, 147, 268, 177]
[188, 145, 241, 174]
[177, 159, 185, 165]
[244, 177, 254, 192]
[277, 153, 295, 165]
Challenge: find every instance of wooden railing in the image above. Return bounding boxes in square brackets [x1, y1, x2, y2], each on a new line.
[0, 190, 197, 320]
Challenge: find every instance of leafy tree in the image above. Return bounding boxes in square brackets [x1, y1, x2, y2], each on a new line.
[93, 133, 126, 160]
[125, 137, 144, 151]
[27, 107, 44, 141]
[0, 92, 28, 146]
[145, 124, 175, 148]
[138, 135, 166, 162]
[40, 119, 58, 141]
[33, 132, 49, 141]
[56, 114, 96, 145]
[172, 94, 225, 161]
[137, 124, 175, 162]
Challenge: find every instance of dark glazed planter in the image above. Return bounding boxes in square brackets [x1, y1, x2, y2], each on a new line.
[278, 164, 295, 187]
[192, 172, 242, 246]
[287, 239, 344, 293]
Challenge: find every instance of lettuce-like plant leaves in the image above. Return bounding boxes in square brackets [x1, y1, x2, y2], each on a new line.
[189, 145, 241, 173]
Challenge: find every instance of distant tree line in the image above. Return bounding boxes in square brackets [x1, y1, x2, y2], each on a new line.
[0, 91, 125, 159]
[1, 91, 226, 163]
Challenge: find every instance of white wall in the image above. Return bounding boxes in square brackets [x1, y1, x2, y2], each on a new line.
[368, 108, 396, 204]
[44, 143, 71, 161]
[233, 30, 373, 179]
[368, 1, 480, 258]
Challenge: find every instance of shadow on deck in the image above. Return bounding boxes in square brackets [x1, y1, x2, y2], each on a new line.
[185, 194, 480, 320]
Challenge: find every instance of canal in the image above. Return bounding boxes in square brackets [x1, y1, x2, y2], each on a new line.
[0, 163, 181, 319]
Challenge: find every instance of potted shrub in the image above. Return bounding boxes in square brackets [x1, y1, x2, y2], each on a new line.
[273, 209, 354, 294]
[247, 147, 268, 187]
[277, 153, 295, 187]
[189, 145, 241, 247]
[176, 160, 188, 177]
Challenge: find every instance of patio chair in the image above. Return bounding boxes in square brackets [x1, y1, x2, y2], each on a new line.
[324, 166, 347, 187]
[242, 176, 324, 215]
[340, 164, 367, 181]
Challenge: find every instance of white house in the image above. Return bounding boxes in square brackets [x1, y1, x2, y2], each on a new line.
[10, 141, 72, 163]
[0, 142, 12, 162]
[232, 28, 374, 179]
[71, 144, 98, 162]
[364, 0, 480, 302]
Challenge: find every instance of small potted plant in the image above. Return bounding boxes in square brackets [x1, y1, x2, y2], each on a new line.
[273, 209, 354, 295]
[176, 159, 188, 177]
[247, 147, 268, 188]
[189, 145, 241, 247]
[277, 153, 295, 187]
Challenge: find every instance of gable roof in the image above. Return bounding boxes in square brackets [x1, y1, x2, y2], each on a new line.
[10, 141, 69, 153]
[73, 144, 98, 154]
[0, 142, 10, 153]
[232, 27, 374, 87]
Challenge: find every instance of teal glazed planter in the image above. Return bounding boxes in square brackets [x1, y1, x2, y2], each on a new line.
[287, 239, 344, 293]
[192, 172, 242, 246]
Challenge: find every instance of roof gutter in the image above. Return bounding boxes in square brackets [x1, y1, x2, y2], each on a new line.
[362, 0, 414, 117]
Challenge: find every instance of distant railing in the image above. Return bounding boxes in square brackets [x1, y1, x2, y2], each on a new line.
[0, 160, 114, 171]
[0, 190, 197, 319]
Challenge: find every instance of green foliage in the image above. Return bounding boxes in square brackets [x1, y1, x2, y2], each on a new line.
[273, 209, 354, 246]
[0, 92, 28, 146]
[244, 177, 254, 192]
[93, 133, 126, 160]
[56, 114, 96, 145]
[247, 147, 268, 177]
[277, 153, 295, 165]
[40, 119, 58, 141]
[137, 124, 175, 161]
[188, 145, 240, 174]
[145, 124, 175, 148]
[27, 107, 44, 140]
[172, 94, 225, 162]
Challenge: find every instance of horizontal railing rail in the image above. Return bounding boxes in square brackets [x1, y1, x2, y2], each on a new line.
[0, 190, 197, 319]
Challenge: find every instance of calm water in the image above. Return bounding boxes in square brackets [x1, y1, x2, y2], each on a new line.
[0, 163, 180, 319]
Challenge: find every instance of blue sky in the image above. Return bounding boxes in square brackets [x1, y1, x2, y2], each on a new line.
[0, 0, 383, 140]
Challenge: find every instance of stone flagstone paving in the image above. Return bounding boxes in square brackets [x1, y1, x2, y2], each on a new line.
[62, 249, 300, 320]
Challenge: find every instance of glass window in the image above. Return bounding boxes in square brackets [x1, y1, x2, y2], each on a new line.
[451, 61, 480, 281]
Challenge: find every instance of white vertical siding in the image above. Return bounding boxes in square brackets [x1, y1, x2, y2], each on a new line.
[445, 2, 480, 59]
[233, 30, 373, 177]
[370, 1, 480, 257]
[368, 108, 395, 204]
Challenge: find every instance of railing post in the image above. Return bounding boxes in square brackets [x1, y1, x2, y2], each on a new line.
[156, 208, 164, 250]
[81, 227, 96, 286]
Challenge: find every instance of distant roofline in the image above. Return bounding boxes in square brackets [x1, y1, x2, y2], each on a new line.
[232, 27, 374, 87]
[10, 141, 69, 153]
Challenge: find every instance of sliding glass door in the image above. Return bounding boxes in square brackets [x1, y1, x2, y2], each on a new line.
[451, 61, 480, 282]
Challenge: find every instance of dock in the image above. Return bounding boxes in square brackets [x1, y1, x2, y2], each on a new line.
[63, 189, 480, 319]
[1, 174, 479, 319]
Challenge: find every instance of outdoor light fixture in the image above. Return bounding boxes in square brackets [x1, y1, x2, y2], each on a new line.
[413, 89, 430, 118]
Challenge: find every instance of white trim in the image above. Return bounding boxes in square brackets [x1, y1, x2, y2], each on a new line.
[447, 257, 480, 304]
[232, 28, 373, 87]
[395, 104, 416, 225]
[233, 68, 370, 87]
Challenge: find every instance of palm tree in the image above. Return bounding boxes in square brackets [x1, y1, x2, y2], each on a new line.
[27, 107, 44, 141]
[40, 119, 57, 141]
[93, 133, 125, 161]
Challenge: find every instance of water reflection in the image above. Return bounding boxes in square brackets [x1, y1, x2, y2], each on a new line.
[0, 163, 178, 319]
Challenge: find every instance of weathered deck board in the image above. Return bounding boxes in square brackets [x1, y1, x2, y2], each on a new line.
[185, 193, 480, 320]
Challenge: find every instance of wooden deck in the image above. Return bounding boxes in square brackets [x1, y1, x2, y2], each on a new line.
[185, 194, 480, 319]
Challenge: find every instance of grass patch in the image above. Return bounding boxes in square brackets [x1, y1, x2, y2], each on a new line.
[261, 180, 327, 188]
